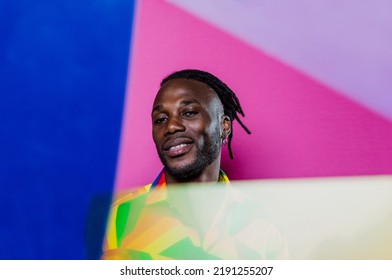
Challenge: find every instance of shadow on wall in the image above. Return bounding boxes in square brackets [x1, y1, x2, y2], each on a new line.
[85, 193, 113, 259]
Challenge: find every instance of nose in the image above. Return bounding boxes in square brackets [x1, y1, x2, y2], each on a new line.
[165, 116, 186, 135]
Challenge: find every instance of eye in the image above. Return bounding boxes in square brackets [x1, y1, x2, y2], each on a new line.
[183, 111, 198, 118]
[154, 116, 167, 125]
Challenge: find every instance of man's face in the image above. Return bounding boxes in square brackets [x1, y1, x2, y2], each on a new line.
[151, 78, 224, 181]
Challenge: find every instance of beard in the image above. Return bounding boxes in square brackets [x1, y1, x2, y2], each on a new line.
[157, 128, 222, 182]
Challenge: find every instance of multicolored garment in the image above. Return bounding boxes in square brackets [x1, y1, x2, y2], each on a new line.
[102, 169, 288, 260]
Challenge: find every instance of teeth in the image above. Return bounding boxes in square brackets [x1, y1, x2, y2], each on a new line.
[169, 143, 188, 150]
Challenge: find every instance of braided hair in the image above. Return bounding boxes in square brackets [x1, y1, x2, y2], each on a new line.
[161, 69, 251, 159]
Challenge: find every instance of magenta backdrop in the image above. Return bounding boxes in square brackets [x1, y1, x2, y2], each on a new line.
[115, 0, 392, 190]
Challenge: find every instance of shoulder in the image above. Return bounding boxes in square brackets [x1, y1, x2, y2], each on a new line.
[111, 184, 152, 207]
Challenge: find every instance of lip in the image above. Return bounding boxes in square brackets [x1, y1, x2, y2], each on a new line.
[165, 143, 193, 157]
[162, 137, 194, 157]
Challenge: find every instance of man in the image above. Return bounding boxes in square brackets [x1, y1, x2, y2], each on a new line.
[151, 69, 250, 184]
[102, 69, 287, 259]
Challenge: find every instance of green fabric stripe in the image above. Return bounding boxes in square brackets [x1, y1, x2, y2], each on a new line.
[116, 194, 148, 247]
[160, 237, 221, 260]
[116, 202, 131, 247]
[128, 250, 153, 260]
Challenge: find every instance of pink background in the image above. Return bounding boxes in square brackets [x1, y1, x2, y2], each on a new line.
[115, 0, 392, 190]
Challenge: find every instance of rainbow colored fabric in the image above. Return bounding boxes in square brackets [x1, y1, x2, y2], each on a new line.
[102, 170, 288, 259]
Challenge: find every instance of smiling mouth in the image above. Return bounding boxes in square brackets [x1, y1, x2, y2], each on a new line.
[169, 143, 189, 151]
[164, 142, 194, 158]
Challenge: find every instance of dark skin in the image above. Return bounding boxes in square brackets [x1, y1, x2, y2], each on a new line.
[151, 78, 231, 185]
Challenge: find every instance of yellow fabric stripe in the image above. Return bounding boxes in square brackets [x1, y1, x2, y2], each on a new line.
[106, 205, 118, 250]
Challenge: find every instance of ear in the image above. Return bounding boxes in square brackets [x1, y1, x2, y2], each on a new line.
[221, 115, 232, 139]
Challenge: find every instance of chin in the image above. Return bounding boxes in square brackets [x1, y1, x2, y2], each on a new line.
[166, 156, 196, 171]
[165, 158, 205, 181]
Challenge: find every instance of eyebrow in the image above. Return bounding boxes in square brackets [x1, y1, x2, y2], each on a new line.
[180, 98, 199, 106]
[152, 104, 163, 113]
[152, 98, 200, 114]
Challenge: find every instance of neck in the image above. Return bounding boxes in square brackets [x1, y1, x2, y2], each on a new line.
[165, 158, 221, 185]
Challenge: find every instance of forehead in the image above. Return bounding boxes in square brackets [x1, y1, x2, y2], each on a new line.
[153, 78, 222, 110]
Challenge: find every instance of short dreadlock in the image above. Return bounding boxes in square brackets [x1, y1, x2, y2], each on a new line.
[161, 69, 251, 159]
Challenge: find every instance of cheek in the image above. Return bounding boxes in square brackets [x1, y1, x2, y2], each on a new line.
[152, 127, 162, 144]
[189, 113, 214, 134]
[187, 121, 207, 136]
[188, 121, 217, 144]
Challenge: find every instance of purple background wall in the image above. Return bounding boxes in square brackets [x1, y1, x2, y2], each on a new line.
[115, 0, 392, 190]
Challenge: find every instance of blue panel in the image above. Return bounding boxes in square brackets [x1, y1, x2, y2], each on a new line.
[0, 0, 135, 259]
